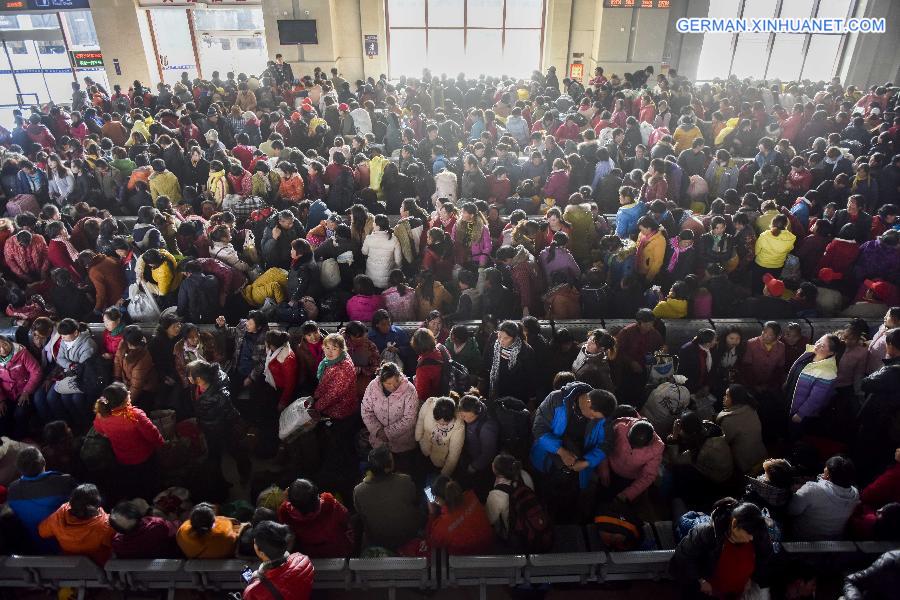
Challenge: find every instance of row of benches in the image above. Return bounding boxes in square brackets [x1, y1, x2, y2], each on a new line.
[1, 521, 893, 600]
[52, 318, 866, 358]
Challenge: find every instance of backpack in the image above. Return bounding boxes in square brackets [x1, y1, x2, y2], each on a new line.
[493, 396, 531, 459]
[422, 345, 470, 395]
[76, 354, 113, 402]
[593, 511, 644, 551]
[495, 482, 553, 553]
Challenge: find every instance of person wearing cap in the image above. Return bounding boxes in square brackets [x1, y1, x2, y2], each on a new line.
[205, 107, 234, 148]
[735, 274, 796, 320]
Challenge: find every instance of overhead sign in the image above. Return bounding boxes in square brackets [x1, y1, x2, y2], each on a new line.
[1, 0, 91, 11]
[137, 0, 262, 6]
[70, 50, 103, 68]
[603, 0, 671, 7]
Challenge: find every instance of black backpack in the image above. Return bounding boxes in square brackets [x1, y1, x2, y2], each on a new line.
[76, 355, 113, 402]
[495, 482, 553, 553]
[493, 396, 531, 459]
[422, 345, 471, 395]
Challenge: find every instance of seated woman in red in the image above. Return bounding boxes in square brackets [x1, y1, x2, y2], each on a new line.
[92, 382, 164, 499]
[426, 475, 494, 556]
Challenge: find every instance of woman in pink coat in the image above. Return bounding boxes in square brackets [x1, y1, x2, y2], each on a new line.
[346, 275, 386, 323]
[361, 362, 419, 457]
[451, 202, 492, 267]
[0, 335, 42, 437]
[597, 417, 664, 502]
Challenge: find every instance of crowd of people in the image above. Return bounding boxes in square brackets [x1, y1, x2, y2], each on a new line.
[0, 57, 899, 599]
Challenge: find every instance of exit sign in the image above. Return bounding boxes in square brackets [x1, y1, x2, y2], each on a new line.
[71, 50, 103, 68]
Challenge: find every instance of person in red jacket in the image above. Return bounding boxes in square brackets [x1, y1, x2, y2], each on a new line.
[263, 330, 297, 411]
[426, 475, 494, 556]
[243, 520, 314, 600]
[411, 328, 445, 402]
[818, 223, 861, 283]
[92, 382, 164, 500]
[313, 333, 360, 478]
[277, 479, 353, 558]
[45, 220, 82, 283]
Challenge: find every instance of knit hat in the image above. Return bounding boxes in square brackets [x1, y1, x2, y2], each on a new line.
[290, 111, 301, 122]
[864, 279, 896, 303]
[338, 102, 349, 112]
[207, 107, 219, 117]
[763, 273, 785, 297]
[242, 111, 256, 121]
[818, 267, 843, 283]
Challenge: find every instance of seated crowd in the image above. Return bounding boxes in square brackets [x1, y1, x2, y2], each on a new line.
[0, 62, 899, 599]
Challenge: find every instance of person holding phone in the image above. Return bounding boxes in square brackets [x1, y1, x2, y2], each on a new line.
[241, 521, 314, 600]
[425, 475, 494, 556]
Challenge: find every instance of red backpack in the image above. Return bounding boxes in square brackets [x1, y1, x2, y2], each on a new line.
[495, 482, 553, 553]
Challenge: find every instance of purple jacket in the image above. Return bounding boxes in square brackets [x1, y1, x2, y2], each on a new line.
[451, 221, 492, 266]
[854, 239, 900, 284]
[539, 245, 581, 285]
[788, 352, 838, 419]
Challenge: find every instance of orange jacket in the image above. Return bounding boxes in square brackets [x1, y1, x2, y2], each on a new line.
[176, 516, 241, 558]
[279, 174, 305, 202]
[38, 504, 114, 565]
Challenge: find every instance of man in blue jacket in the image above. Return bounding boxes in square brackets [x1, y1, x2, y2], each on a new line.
[7, 447, 75, 553]
[531, 381, 617, 493]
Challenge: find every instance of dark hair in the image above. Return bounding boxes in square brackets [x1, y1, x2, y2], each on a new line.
[265, 329, 289, 349]
[627, 420, 655, 449]
[95, 382, 129, 417]
[825, 455, 855, 488]
[587, 389, 617, 417]
[763, 321, 782, 336]
[109, 501, 145, 534]
[123, 324, 146, 347]
[432, 397, 457, 422]
[189, 503, 217, 535]
[16, 446, 46, 478]
[69, 484, 102, 520]
[492, 453, 522, 481]
[726, 384, 758, 410]
[458, 394, 486, 416]
[378, 360, 402, 382]
[367, 445, 394, 476]
[411, 327, 437, 354]
[345, 320, 367, 338]
[353, 274, 377, 296]
[695, 328, 717, 345]
[498, 320, 520, 339]
[431, 475, 464, 510]
[287, 479, 320, 514]
[252, 520, 291, 558]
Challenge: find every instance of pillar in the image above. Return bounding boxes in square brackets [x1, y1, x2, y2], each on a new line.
[90, 0, 155, 89]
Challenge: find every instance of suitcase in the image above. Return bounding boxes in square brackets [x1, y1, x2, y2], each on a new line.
[4, 194, 40, 217]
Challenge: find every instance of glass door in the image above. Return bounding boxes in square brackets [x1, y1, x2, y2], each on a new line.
[148, 8, 199, 85]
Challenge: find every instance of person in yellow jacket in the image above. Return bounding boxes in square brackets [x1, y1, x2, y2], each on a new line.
[753, 214, 796, 291]
[652, 281, 689, 319]
[242, 267, 287, 307]
[135, 248, 183, 298]
[635, 216, 667, 284]
[206, 160, 230, 205]
[368, 151, 390, 196]
[672, 116, 703, 154]
[148, 159, 182, 204]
